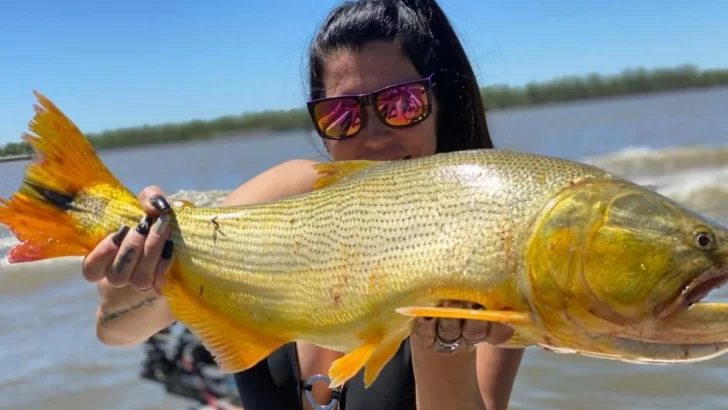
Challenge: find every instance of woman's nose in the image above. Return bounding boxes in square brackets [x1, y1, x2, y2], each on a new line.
[362, 107, 392, 148]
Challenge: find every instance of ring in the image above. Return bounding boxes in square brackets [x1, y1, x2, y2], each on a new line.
[463, 334, 488, 347]
[303, 374, 339, 410]
[435, 335, 461, 354]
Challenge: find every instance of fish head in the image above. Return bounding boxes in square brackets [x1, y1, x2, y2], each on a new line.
[525, 178, 728, 353]
[582, 183, 728, 323]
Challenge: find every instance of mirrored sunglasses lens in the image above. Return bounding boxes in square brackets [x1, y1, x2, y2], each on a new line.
[314, 98, 362, 138]
[376, 83, 429, 126]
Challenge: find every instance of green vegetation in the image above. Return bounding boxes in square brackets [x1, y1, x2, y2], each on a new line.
[0, 142, 31, 157]
[480, 64, 728, 108]
[2, 64, 727, 158]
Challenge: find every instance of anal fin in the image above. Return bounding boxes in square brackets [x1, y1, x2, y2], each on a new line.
[395, 306, 531, 325]
[363, 326, 410, 388]
[161, 265, 288, 373]
[328, 337, 379, 388]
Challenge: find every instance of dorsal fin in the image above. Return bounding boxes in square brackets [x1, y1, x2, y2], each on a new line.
[312, 160, 380, 189]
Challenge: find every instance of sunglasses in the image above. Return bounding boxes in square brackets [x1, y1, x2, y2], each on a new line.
[306, 73, 435, 140]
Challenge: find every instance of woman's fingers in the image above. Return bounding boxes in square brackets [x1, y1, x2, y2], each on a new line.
[128, 217, 172, 291]
[138, 186, 168, 216]
[436, 300, 465, 351]
[410, 300, 516, 354]
[461, 303, 492, 348]
[483, 323, 515, 346]
[153, 240, 175, 293]
[413, 316, 437, 348]
[80, 187, 175, 292]
[106, 216, 154, 288]
[82, 225, 130, 282]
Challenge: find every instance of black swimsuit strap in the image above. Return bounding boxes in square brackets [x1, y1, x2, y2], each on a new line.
[233, 343, 301, 409]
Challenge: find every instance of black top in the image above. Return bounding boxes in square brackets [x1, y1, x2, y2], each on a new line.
[234, 339, 417, 410]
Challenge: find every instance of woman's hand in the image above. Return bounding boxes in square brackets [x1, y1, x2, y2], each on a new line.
[82, 186, 175, 294]
[408, 300, 520, 410]
[410, 300, 514, 355]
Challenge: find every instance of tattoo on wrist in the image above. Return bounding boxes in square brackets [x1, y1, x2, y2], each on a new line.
[99, 296, 157, 327]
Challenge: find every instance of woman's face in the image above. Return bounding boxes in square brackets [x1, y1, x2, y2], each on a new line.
[318, 41, 438, 161]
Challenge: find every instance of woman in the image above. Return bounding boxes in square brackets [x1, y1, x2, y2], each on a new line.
[84, 0, 525, 409]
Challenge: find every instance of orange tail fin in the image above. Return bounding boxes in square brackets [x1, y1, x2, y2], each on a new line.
[0, 91, 142, 263]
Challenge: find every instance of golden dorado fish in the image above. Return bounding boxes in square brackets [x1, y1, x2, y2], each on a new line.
[3, 92, 728, 389]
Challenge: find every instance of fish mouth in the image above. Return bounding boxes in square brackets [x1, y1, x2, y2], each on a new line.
[655, 267, 728, 319]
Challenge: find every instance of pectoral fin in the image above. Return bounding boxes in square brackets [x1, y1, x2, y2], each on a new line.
[312, 160, 380, 189]
[395, 306, 531, 325]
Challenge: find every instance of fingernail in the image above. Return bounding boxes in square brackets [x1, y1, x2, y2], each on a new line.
[423, 317, 433, 321]
[112, 225, 130, 246]
[161, 240, 174, 260]
[136, 215, 155, 236]
[150, 195, 171, 214]
[153, 214, 170, 235]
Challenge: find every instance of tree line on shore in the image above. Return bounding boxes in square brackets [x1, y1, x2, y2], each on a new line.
[2, 64, 727, 158]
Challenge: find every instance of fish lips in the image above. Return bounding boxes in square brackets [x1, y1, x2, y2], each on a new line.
[654, 266, 728, 320]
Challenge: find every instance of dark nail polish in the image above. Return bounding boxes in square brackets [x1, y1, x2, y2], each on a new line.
[150, 195, 171, 214]
[161, 240, 174, 260]
[112, 225, 130, 246]
[136, 215, 155, 236]
[153, 215, 170, 235]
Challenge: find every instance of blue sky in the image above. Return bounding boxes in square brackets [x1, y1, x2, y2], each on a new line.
[0, 0, 726, 144]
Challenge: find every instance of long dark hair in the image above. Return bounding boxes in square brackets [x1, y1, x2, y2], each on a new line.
[307, 0, 494, 152]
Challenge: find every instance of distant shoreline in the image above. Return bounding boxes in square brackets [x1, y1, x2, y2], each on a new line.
[0, 154, 31, 163]
[2, 64, 727, 159]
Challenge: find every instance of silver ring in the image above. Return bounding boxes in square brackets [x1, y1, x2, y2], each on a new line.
[435, 336, 461, 354]
[463, 335, 487, 347]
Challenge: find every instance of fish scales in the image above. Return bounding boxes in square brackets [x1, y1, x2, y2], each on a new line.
[167, 150, 614, 342]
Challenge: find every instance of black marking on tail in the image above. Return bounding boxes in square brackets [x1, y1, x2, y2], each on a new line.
[25, 181, 85, 212]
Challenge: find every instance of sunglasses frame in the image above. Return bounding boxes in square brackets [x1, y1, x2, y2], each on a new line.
[306, 73, 435, 140]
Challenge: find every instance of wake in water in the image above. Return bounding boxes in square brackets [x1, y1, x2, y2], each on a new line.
[583, 144, 728, 176]
[581, 145, 728, 222]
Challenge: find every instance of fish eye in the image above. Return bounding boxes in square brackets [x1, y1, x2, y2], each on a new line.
[693, 229, 717, 251]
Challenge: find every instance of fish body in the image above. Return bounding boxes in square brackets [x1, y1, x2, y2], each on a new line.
[168, 149, 609, 347]
[3, 92, 728, 389]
